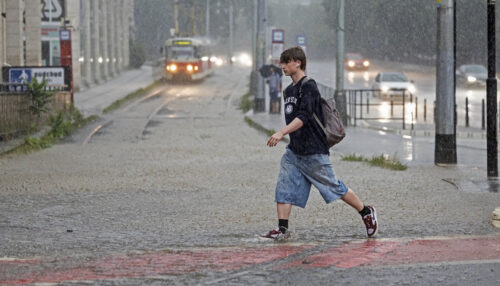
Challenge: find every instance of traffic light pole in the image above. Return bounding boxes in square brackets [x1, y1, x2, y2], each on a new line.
[486, 0, 498, 177]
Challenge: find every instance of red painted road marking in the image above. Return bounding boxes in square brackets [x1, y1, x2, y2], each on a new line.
[0, 245, 313, 285]
[280, 236, 500, 269]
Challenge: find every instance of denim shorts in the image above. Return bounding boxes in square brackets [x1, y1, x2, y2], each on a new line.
[275, 148, 348, 208]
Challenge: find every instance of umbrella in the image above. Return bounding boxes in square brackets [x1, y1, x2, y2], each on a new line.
[259, 64, 283, 77]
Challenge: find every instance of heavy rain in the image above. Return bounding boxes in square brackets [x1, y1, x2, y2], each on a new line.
[0, 0, 499, 285]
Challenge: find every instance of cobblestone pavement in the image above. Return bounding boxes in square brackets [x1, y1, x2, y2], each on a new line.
[0, 65, 499, 285]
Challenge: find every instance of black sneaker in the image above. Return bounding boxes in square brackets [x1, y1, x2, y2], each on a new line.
[362, 206, 378, 237]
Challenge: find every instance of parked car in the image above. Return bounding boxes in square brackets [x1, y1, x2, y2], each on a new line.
[345, 53, 370, 70]
[372, 72, 416, 98]
[456, 64, 487, 87]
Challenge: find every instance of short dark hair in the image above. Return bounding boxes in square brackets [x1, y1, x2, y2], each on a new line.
[280, 47, 306, 71]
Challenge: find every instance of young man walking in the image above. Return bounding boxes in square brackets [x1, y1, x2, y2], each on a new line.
[260, 47, 378, 240]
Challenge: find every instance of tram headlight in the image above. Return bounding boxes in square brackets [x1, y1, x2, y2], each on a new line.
[363, 60, 370, 67]
[348, 61, 355, 67]
[194, 65, 199, 71]
[167, 64, 177, 72]
[187, 64, 193, 72]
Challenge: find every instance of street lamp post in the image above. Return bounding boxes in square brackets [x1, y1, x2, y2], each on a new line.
[486, 0, 498, 177]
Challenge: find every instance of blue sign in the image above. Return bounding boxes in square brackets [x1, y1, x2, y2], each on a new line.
[9, 68, 32, 84]
[60, 29, 71, 41]
[296, 35, 306, 46]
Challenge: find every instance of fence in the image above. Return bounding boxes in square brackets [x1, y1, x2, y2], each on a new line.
[0, 84, 72, 141]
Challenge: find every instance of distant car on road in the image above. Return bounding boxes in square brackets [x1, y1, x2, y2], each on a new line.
[345, 53, 370, 70]
[372, 72, 416, 99]
[456, 64, 487, 87]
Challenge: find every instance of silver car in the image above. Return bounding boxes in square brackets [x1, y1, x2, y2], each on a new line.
[456, 64, 487, 87]
[372, 72, 416, 99]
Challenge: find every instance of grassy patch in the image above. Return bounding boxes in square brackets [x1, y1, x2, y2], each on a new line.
[103, 81, 160, 114]
[3, 106, 97, 156]
[240, 92, 254, 113]
[341, 153, 365, 162]
[342, 153, 407, 171]
[244, 117, 278, 138]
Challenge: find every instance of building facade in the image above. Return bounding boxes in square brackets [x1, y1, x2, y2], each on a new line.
[0, 0, 135, 91]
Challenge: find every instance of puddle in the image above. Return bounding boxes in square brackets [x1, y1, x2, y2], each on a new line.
[443, 178, 500, 193]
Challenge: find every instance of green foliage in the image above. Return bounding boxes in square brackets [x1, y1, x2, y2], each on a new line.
[342, 153, 407, 171]
[341, 153, 365, 162]
[27, 77, 54, 117]
[130, 39, 147, 69]
[4, 106, 97, 156]
[239, 92, 253, 113]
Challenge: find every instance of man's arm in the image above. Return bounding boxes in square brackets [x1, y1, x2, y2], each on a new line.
[267, 117, 303, 147]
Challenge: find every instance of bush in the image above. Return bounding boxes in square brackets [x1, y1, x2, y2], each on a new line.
[130, 39, 146, 69]
[27, 77, 54, 118]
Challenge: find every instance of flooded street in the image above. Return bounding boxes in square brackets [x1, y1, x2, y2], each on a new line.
[1, 66, 499, 284]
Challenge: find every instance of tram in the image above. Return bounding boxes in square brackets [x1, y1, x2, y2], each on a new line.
[162, 38, 214, 81]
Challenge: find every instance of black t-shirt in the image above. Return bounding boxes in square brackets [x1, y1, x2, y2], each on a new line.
[283, 76, 329, 155]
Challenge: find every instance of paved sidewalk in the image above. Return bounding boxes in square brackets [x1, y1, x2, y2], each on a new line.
[74, 65, 154, 117]
[0, 65, 154, 154]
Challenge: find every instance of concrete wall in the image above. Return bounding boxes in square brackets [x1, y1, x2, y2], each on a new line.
[5, 0, 23, 66]
[25, 0, 42, 66]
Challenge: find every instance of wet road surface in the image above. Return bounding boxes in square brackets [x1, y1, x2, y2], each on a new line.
[1, 65, 499, 285]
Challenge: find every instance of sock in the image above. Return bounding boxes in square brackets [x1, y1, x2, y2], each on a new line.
[278, 219, 288, 233]
[359, 206, 370, 217]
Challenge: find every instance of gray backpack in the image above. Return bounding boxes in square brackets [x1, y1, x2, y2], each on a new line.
[299, 77, 346, 147]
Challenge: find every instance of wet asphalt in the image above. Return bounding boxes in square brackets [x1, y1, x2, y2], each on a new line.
[0, 65, 499, 285]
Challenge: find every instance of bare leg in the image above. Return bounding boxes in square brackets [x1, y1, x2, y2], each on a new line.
[277, 203, 292, 219]
[341, 188, 364, 212]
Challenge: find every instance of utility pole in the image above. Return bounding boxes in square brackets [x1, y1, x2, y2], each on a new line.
[435, 0, 457, 165]
[229, 0, 233, 64]
[174, 0, 179, 36]
[254, 0, 266, 112]
[206, 0, 210, 37]
[191, 5, 196, 36]
[487, 0, 498, 177]
[335, 0, 347, 125]
[252, 0, 258, 71]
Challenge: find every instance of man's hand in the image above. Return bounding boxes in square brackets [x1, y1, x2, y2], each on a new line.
[267, 131, 284, 147]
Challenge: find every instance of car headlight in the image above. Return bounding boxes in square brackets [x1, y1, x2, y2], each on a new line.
[348, 61, 355, 67]
[363, 60, 370, 67]
[408, 85, 416, 93]
[381, 85, 389, 93]
[194, 65, 199, 71]
[169, 64, 177, 72]
[467, 76, 477, 82]
[187, 64, 193, 72]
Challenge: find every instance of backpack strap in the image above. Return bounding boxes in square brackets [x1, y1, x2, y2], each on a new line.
[298, 76, 325, 133]
[298, 76, 310, 99]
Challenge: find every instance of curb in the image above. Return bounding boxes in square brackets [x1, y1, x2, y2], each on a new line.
[357, 120, 494, 139]
[243, 112, 289, 143]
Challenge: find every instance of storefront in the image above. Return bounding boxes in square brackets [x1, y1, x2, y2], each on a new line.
[41, 0, 65, 66]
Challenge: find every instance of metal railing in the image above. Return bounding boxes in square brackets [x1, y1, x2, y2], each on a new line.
[345, 88, 414, 129]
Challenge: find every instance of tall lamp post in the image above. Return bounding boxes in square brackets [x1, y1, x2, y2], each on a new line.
[486, 0, 498, 177]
